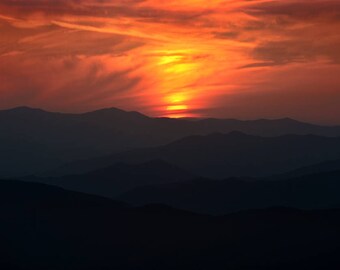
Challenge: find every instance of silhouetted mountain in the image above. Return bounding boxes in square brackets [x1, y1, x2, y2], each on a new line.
[1, 179, 340, 270]
[119, 170, 340, 215]
[30, 160, 194, 197]
[51, 132, 340, 178]
[2, 106, 340, 177]
[279, 159, 340, 179]
[0, 179, 126, 209]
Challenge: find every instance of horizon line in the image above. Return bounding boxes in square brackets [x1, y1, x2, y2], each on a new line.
[0, 105, 338, 127]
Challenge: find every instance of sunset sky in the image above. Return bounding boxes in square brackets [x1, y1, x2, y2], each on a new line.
[1, 0, 340, 123]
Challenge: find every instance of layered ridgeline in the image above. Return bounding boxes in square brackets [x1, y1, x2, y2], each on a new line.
[21, 131, 340, 211]
[29, 161, 340, 215]
[3, 107, 340, 269]
[29, 160, 195, 197]
[47, 132, 340, 178]
[1, 179, 340, 270]
[2, 106, 340, 177]
[119, 170, 340, 215]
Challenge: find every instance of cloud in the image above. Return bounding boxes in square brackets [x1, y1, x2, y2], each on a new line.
[0, 0, 340, 123]
[0, 52, 144, 112]
[204, 61, 340, 124]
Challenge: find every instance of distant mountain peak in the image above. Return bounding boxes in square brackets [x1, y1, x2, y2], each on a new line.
[2, 106, 48, 113]
[82, 107, 149, 119]
[88, 159, 191, 176]
[86, 107, 126, 114]
[226, 131, 251, 137]
[200, 131, 253, 140]
[276, 117, 303, 124]
[205, 131, 257, 139]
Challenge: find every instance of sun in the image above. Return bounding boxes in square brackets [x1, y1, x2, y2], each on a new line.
[167, 105, 188, 111]
[154, 51, 197, 117]
[146, 46, 209, 118]
[165, 92, 187, 104]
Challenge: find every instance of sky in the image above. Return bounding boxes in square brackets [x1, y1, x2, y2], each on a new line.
[1, 0, 340, 124]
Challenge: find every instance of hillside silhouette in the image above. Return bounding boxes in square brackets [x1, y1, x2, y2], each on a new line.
[119, 170, 340, 215]
[48, 132, 340, 178]
[2, 106, 340, 177]
[29, 160, 194, 197]
[1, 179, 340, 270]
[278, 159, 340, 179]
[3, 107, 340, 269]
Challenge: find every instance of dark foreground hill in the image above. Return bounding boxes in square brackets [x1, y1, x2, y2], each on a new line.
[2, 106, 340, 177]
[119, 170, 340, 215]
[25, 160, 340, 214]
[50, 132, 340, 178]
[1, 179, 340, 270]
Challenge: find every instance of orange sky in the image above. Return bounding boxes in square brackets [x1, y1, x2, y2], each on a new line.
[1, 0, 340, 123]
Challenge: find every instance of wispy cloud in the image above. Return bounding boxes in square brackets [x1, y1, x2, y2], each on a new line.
[0, 0, 340, 123]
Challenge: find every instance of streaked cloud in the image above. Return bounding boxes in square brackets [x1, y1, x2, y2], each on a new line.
[0, 0, 340, 123]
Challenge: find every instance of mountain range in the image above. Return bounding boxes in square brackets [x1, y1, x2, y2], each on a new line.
[46, 132, 340, 179]
[29, 160, 195, 197]
[2, 106, 340, 177]
[2, 106, 340, 269]
[26, 158, 340, 215]
[1, 178, 340, 270]
[119, 169, 340, 215]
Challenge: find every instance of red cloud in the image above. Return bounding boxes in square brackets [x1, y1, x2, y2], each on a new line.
[1, 0, 340, 123]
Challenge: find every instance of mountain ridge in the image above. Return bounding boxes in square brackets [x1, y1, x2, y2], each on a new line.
[28, 159, 195, 197]
[47, 132, 340, 178]
[2, 106, 340, 178]
[119, 169, 340, 215]
[1, 178, 340, 269]
[2, 106, 339, 126]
